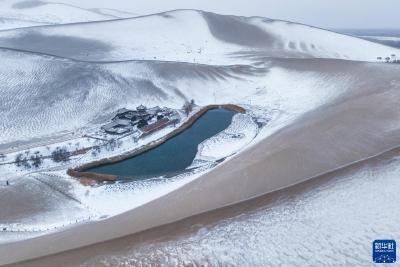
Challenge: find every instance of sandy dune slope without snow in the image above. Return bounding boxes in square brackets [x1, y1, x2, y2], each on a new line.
[0, 0, 137, 30]
[0, 10, 397, 63]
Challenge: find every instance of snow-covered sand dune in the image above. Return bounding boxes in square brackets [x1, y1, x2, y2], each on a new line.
[2, 43, 399, 150]
[0, 0, 137, 30]
[17, 148, 400, 267]
[1, 7, 400, 265]
[0, 10, 397, 63]
[1, 56, 399, 264]
[0, 48, 267, 147]
[0, 42, 399, 150]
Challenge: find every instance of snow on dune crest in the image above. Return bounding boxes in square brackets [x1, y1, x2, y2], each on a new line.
[0, 9, 397, 63]
[0, 8, 398, 151]
[0, 0, 136, 30]
[0, 10, 240, 64]
[0, 17, 44, 30]
[87, 8, 138, 19]
[252, 18, 398, 61]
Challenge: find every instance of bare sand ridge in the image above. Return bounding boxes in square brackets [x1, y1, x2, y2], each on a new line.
[1, 59, 399, 265]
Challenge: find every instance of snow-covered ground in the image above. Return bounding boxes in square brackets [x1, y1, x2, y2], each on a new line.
[0, 0, 137, 30]
[0, 10, 397, 63]
[0, 104, 261, 243]
[361, 35, 400, 42]
[1, 4, 400, 249]
[0, 51, 360, 151]
[1, 56, 398, 242]
[74, 148, 400, 267]
[196, 113, 258, 161]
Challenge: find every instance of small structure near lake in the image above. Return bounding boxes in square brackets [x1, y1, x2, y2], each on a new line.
[101, 119, 132, 135]
[101, 105, 180, 137]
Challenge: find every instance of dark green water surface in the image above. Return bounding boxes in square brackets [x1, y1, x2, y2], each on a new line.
[87, 108, 235, 180]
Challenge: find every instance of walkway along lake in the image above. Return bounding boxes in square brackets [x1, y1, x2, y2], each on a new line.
[84, 108, 237, 180]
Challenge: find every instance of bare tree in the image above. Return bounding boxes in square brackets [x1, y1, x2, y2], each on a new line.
[117, 140, 123, 148]
[106, 138, 117, 151]
[15, 153, 23, 167]
[183, 101, 193, 116]
[51, 147, 70, 163]
[30, 151, 43, 168]
[15, 153, 31, 169]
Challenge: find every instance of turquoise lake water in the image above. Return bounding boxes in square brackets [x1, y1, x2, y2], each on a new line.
[87, 108, 236, 180]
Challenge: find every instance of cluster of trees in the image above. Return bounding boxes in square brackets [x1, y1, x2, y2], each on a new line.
[91, 138, 124, 156]
[377, 54, 399, 63]
[91, 145, 102, 157]
[15, 151, 43, 169]
[13, 137, 127, 167]
[183, 99, 195, 116]
[14, 146, 75, 169]
[51, 147, 70, 163]
[105, 138, 123, 152]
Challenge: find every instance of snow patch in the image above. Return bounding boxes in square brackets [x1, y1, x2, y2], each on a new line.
[196, 114, 258, 161]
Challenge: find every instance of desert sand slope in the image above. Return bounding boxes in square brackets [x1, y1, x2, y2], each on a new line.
[1, 60, 399, 265]
[0, 0, 137, 30]
[8, 149, 400, 267]
[0, 10, 397, 63]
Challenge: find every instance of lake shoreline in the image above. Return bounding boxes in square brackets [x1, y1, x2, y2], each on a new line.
[2, 77, 400, 265]
[67, 104, 245, 183]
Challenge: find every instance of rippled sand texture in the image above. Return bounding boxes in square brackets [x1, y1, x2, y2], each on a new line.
[0, 49, 265, 149]
[13, 148, 400, 267]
